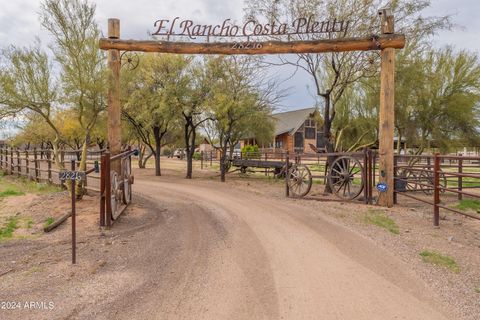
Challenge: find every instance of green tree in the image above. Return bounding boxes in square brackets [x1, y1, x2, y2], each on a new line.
[40, 0, 106, 197]
[0, 44, 63, 168]
[203, 56, 275, 181]
[405, 48, 480, 152]
[123, 53, 186, 176]
[164, 59, 212, 179]
[245, 0, 452, 153]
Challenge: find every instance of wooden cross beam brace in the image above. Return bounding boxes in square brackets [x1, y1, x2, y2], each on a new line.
[99, 34, 405, 54]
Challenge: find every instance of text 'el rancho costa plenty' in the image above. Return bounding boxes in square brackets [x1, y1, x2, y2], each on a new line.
[152, 17, 350, 40]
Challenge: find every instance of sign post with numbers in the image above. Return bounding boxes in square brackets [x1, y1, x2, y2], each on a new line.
[59, 160, 86, 264]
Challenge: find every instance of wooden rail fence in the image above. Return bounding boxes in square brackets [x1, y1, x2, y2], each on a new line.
[0, 146, 105, 191]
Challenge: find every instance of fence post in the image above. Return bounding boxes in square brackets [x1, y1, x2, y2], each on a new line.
[10, 147, 13, 175]
[25, 150, 30, 178]
[210, 150, 213, 166]
[61, 150, 65, 168]
[100, 153, 106, 227]
[393, 155, 398, 205]
[285, 151, 290, 197]
[363, 148, 369, 205]
[433, 153, 440, 227]
[34, 148, 39, 181]
[47, 150, 52, 182]
[458, 155, 463, 201]
[265, 152, 268, 176]
[16, 148, 20, 177]
[71, 159, 77, 264]
[105, 151, 112, 228]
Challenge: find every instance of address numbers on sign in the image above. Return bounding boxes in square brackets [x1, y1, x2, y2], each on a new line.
[59, 171, 86, 181]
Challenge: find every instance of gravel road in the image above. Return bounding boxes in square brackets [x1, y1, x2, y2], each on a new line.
[94, 177, 453, 320]
[0, 175, 457, 319]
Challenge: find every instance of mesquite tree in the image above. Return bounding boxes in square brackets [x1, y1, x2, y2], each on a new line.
[0, 45, 63, 169]
[203, 56, 276, 182]
[40, 0, 106, 198]
[123, 54, 185, 176]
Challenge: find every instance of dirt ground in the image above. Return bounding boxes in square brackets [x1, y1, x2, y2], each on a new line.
[0, 157, 479, 320]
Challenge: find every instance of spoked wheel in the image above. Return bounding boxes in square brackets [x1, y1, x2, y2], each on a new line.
[122, 157, 132, 205]
[287, 164, 312, 198]
[398, 167, 419, 191]
[328, 156, 364, 200]
[110, 171, 122, 220]
[419, 170, 447, 195]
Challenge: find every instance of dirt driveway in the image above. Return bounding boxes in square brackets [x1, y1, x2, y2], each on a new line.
[0, 173, 460, 319]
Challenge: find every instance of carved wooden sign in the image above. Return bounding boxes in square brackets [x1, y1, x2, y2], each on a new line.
[152, 16, 350, 41]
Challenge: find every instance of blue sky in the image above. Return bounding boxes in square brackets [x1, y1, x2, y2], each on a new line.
[0, 0, 478, 113]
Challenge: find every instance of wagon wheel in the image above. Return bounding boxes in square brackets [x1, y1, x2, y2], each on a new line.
[120, 52, 139, 70]
[287, 164, 312, 198]
[122, 157, 132, 205]
[110, 171, 122, 220]
[398, 167, 419, 191]
[418, 170, 447, 195]
[328, 156, 364, 200]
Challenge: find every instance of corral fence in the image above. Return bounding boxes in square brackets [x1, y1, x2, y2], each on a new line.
[0, 146, 105, 191]
[394, 153, 480, 226]
[220, 148, 480, 226]
[0, 146, 137, 228]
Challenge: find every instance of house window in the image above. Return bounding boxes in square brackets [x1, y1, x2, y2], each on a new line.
[305, 127, 315, 139]
[317, 132, 326, 148]
[294, 132, 304, 150]
[275, 140, 283, 148]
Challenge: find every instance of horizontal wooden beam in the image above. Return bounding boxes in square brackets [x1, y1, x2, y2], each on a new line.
[99, 34, 405, 55]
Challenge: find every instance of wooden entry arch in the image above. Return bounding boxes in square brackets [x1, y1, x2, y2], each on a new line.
[99, 9, 405, 207]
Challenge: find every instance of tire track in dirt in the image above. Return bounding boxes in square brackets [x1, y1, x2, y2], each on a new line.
[123, 177, 454, 320]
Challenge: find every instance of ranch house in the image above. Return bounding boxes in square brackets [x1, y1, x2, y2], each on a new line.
[240, 107, 326, 154]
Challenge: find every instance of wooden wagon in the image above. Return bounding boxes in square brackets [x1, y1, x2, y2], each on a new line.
[230, 153, 366, 201]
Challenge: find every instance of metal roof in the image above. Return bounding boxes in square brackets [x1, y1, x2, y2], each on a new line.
[272, 107, 317, 136]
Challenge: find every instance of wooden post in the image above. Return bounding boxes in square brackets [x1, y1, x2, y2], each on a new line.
[25, 150, 30, 178]
[9, 147, 12, 175]
[33, 148, 39, 181]
[107, 18, 122, 175]
[377, 8, 395, 207]
[60, 150, 65, 187]
[16, 149, 20, 177]
[47, 150, 52, 182]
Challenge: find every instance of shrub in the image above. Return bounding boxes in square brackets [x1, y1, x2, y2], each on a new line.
[163, 147, 172, 157]
[241, 145, 259, 159]
[193, 152, 202, 160]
